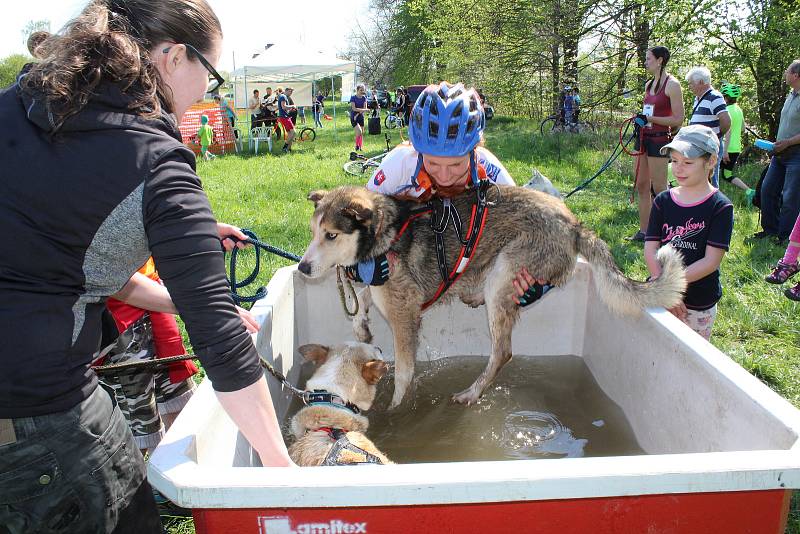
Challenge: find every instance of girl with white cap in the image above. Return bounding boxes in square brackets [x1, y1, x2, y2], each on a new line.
[644, 124, 734, 339]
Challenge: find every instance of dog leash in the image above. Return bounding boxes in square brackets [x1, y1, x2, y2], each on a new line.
[335, 266, 359, 317]
[259, 356, 365, 413]
[563, 117, 642, 199]
[226, 229, 301, 308]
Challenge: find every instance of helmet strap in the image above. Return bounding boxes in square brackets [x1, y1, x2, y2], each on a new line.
[469, 150, 479, 188]
[411, 153, 425, 189]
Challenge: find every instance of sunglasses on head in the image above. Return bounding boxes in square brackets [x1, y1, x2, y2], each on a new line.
[162, 43, 225, 93]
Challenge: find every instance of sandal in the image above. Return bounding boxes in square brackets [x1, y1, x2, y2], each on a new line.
[765, 260, 799, 284]
[785, 283, 800, 302]
[626, 230, 646, 242]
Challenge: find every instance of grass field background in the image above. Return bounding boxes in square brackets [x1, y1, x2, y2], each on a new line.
[163, 102, 799, 532]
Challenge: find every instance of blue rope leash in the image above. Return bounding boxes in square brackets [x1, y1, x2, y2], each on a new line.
[227, 229, 301, 307]
[563, 119, 639, 199]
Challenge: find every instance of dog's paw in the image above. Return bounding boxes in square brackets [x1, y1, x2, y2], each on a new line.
[460, 293, 485, 308]
[451, 388, 481, 405]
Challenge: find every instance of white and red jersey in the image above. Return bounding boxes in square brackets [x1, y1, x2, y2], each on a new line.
[367, 144, 515, 199]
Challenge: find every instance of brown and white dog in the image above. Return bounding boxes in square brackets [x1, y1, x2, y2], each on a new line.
[298, 185, 686, 408]
[288, 342, 392, 466]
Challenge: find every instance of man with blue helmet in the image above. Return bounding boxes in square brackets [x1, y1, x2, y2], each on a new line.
[346, 82, 549, 306]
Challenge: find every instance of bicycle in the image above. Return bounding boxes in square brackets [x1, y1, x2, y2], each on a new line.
[539, 113, 595, 135]
[296, 127, 316, 142]
[343, 133, 394, 176]
[384, 109, 405, 129]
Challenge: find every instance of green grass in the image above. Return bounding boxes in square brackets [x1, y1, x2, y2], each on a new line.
[166, 104, 800, 532]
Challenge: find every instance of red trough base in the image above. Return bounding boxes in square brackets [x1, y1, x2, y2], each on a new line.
[192, 489, 791, 534]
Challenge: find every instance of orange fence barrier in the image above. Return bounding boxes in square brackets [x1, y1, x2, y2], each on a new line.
[179, 102, 237, 156]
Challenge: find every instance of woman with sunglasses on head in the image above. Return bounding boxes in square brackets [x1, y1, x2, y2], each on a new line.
[0, 1, 293, 533]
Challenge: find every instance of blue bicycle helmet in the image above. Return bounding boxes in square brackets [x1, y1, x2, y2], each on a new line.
[409, 82, 485, 157]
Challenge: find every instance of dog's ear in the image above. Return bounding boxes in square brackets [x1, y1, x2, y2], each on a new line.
[307, 190, 327, 207]
[298, 344, 330, 365]
[342, 198, 373, 223]
[361, 360, 389, 385]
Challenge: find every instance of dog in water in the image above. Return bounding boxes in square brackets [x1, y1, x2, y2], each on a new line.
[288, 342, 393, 466]
[298, 185, 686, 408]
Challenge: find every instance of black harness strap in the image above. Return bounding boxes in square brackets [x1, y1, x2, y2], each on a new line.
[321, 429, 385, 465]
[423, 180, 491, 310]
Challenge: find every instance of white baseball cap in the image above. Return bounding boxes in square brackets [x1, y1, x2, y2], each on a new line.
[660, 125, 720, 158]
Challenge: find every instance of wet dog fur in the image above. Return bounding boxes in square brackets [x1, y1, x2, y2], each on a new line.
[299, 185, 686, 408]
[288, 342, 393, 466]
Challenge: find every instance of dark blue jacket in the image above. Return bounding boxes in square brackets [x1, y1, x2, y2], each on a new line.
[0, 72, 262, 417]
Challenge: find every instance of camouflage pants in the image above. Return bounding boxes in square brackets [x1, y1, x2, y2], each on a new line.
[101, 316, 196, 450]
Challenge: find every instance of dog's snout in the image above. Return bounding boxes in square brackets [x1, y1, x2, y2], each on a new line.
[298, 261, 311, 275]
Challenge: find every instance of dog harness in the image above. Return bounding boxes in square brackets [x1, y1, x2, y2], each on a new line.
[317, 427, 385, 466]
[405, 151, 492, 310]
[306, 392, 384, 465]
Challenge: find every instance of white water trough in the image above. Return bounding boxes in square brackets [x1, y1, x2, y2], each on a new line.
[149, 261, 800, 534]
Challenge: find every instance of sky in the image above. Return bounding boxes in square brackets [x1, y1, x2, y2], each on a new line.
[1, 0, 371, 71]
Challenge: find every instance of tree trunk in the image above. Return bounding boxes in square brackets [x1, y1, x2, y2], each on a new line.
[550, 0, 562, 115]
[632, 1, 650, 87]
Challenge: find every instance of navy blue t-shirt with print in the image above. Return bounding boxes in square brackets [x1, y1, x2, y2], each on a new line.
[645, 189, 734, 310]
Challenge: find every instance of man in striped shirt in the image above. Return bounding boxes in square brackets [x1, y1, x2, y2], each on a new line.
[686, 66, 731, 187]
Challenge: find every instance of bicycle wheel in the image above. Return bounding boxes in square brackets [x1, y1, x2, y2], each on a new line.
[299, 128, 316, 142]
[343, 160, 368, 176]
[539, 116, 558, 135]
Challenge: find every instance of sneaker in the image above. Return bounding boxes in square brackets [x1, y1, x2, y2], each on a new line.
[626, 230, 646, 242]
[765, 260, 799, 284]
[785, 283, 800, 302]
[745, 188, 756, 206]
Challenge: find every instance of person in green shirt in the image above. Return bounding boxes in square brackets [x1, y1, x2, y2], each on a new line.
[197, 114, 215, 161]
[720, 83, 755, 203]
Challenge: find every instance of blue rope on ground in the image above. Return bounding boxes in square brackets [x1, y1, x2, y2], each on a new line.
[563, 120, 639, 200]
[227, 228, 301, 307]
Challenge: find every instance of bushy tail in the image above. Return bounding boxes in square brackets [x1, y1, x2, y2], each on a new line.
[576, 227, 686, 316]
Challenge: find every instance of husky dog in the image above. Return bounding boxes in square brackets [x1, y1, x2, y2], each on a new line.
[298, 185, 686, 408]
[288, 342, 392, 466]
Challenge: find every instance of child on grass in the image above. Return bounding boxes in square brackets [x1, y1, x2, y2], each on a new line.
[720, 83, 756, 203]
[198, 113, 215, 160]
[764, 213, 800, 300]
[100, 258, 199, 454]
[644, 125, 734, 340]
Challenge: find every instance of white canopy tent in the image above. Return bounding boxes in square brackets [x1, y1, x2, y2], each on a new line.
[230, 44, 356, 135]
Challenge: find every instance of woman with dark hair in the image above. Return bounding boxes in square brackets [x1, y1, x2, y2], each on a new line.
[628, 46, 685, 242]
[0, 1, 292, 532]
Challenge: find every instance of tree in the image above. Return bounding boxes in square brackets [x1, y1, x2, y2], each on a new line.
[0, 55, 31, 89]
[21, 19, 50, 48]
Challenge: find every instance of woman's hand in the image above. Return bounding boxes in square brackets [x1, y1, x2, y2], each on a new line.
[512, 267, 550, 306]
[236, 305, 260, 333]
[217, 223, 249, 251]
